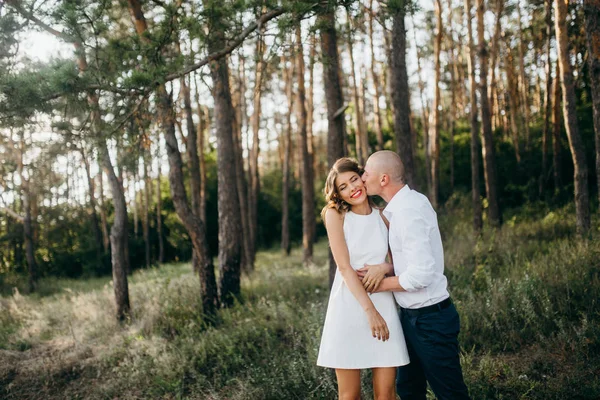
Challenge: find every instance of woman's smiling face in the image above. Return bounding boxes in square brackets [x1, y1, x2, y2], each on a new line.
[335, 171, 367, 206]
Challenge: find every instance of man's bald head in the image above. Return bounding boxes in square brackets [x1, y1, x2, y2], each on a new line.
[366, 150, 405, 184]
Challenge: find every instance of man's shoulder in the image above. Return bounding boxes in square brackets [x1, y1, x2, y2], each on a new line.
[396, 189, 431, 211]
[389, 189, 436, 227]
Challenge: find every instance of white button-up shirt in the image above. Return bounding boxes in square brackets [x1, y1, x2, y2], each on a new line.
[383, 185, 449, 309]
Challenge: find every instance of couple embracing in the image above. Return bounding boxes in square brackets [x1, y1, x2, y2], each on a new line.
[316, 151, 470, 400]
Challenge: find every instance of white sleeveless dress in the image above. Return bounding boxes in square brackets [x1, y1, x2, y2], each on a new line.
[317, 209, 410, 369]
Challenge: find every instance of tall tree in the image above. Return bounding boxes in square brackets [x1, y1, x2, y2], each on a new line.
[368, 0, 384, 150]
[248, 22, 266, 268]
[477, 0, 501, 226]
[78, 144, 104, 267]
[15, 131, 37, 292]
[429, 0, 442, 207]
[410, 13, 431, 191]
[584, 0, 600, 207]
[295, 25, 316, 265]
[488, 0, 504, 132]
[194, 78, 208, 225]
[128, 0, 219, 314]
[505, 45, 522, 163]
[155, 135, 165, 264]
[178, 43, 206, 275]
[555, 0, 590, 234]
[446, 0, 459, 192]
[516, 1, 531, 148]
[318, 7, 346, 286]
[307, 32, 318, 182]
[142, 147, 151, 268]
[346, 10, 368, 164]
[540, 0, 553, 195]
[390, 1, 417, 189]
[553, 59, 562, 193]
[201, 0, 244, 306]
[281, 52, 294, 257]
[465, 0, 483, 234]
[97, 169, 110, 254]
[230, 58, 253, 272]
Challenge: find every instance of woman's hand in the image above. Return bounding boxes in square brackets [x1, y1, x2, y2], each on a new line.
[366, 308, 390, 341]
[358, 262, 392, 293]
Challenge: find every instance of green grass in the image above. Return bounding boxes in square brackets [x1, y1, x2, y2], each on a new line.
[1, 199, 599, 399]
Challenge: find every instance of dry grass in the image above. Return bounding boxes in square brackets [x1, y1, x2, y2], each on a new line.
[1, 200, 599, 399]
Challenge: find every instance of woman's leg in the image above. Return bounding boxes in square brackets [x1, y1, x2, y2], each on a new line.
[372, 367, 397, 400]
[336, 369, 361, 400]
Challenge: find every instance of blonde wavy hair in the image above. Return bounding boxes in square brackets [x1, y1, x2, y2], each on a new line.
[321, 157, 373, 223]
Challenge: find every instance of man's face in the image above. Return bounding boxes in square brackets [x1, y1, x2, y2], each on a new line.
[362, 159, 381, 196]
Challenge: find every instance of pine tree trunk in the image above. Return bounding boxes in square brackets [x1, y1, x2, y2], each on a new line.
[121, 171, 131, 276]
[553, 59, 562, 193]
[207, 53, 243, 308]
[584, 0, 600, 207]
[231, 63, 253, 272]
[488, 0, 504, 130]
[446, 0, 458, 193]
[411, 15, 430, 189]
[133, 170, 139, 238]
[155, 140, 165, 263]
[516, 1, 531, 149]
[249, 32, 265, 267]
[80, 146, 104, 266]
[429, 0, 442, 207]
[98, 168, 110, 253]
[555, 0, 591, 235]
[319, 9, 346, 287]
[281, 53, 294, 256]
[477, 0, 501, 226]
[179, 58, 205, 274]
[382, 20, 394, 127]
[97, 138, 130, 320]
[296, 25, 315, 265]
[540, 0, 553, 196]
[142, 149, 151, 268]
[465, 0, 483, 234]
[308, 32, 317, 179]
[17, 133, 37, 293]
[390, 4, 417, 190]
[193, 79, 208, 224]
[505, 46, 522, 163]
[128, 0, 219, 315]
[76, 41, 130, 320]
[347, 12, 367, 165]
[368, 0, 384, 150]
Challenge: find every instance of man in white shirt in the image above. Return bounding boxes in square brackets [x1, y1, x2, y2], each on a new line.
[359, 150, 470, 400]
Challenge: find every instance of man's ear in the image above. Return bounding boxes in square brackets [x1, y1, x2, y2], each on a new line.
[380, 174, 388, 187]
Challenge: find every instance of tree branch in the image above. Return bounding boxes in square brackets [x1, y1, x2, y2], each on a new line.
[10, 3, 285, 99]
[163, 8, 285, 81]
[6, 0, 76, 43]
[1, 207, 24, 223]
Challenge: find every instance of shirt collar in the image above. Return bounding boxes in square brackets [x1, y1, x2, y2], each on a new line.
[383, 184, 411, 218]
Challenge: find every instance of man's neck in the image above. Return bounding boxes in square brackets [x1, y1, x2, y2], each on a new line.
[381, 183, 406, 203]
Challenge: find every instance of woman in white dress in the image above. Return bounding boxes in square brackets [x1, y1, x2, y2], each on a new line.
[317, 158, 409, 399]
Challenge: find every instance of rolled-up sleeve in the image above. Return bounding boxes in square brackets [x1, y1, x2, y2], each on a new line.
[395, 210, 436, 291]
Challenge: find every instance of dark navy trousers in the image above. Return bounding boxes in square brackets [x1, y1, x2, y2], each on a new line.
[396, 303, 471, 400]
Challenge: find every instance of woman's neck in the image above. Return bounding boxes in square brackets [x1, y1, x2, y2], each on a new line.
[351, 201, 371, 215]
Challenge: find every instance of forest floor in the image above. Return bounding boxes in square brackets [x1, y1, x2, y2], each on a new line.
[1, 198, 599, 399]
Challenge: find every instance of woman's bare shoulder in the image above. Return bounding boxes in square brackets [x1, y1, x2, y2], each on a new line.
[324, 207, 345, 226]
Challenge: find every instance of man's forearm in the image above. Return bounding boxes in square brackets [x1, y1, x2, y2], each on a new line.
[378, 276, 406, 292]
